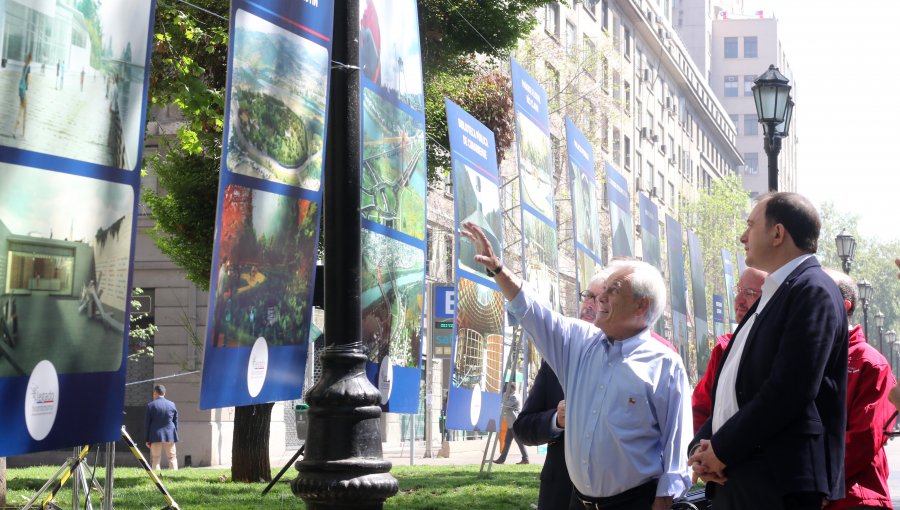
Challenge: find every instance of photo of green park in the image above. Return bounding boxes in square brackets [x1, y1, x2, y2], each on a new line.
[517, 111, 554, 220]
[361, 230, 425, 368]
[226, 9, 329, 191]
[361, 88, 426, 240]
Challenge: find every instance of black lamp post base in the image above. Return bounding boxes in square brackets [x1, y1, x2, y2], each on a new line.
[292, 344, 399, 509]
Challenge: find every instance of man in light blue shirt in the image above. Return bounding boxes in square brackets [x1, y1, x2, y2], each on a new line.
[462, 222, 692, 510]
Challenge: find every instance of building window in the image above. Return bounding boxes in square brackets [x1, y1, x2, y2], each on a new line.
[743, 115, 758, 136]
[656, 172, 665, 200]
[744, 75, 756, 96]
[743, 152, 759, 174]
[612, 71, 621, 100]
[612, 14, 621, 52]
[636, 152, 644, 186]
[724, 75, 738, 97]
[724, 37, 738, 58]
[624, 81, 632, 112]
[668, 182, 675, 207]
[601, 56, 609, 92]
[635, 99, 643, 130]
[744, 36, 758, 58]
[547, 63, 560, 110]
[601, 114, 609, 151]
[613, 127, 621, 164]
[584, 36, 597, 79]
[584, 0, 599, 18]
[729, 114, 739, 134]
[602, 0, 609, 31]
[624, 27, 632, 60]
[545, 3, 560, 38]
[624, 135, 632, 168]
[565, 20, 577, 55]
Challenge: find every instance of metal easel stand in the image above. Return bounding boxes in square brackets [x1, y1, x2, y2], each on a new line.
[20, 445, 90, 510]
[479, 326, 523, 475]
[119, 426, 180, 510]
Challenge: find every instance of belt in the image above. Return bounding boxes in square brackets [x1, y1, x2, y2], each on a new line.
[575, 479, 658, 510]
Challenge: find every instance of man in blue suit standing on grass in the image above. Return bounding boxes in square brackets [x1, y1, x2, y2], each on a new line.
[146, 384, 179, 472]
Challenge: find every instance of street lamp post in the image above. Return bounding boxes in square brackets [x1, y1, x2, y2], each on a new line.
[752, 65, 794, 192]
[857, 280, 874, 340]
[291, 2, 399, 508]
[887, 330, 898, 374]
[875, 312, 886, 354]
[835, 230, 857, 275]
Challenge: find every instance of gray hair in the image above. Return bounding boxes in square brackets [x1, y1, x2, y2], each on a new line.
[824, 268, 857, 317]
[607, 259, 667, 326]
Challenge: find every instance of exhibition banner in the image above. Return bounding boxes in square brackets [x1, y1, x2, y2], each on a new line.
[358, 0, 427, 414]
[737, 254, 747, 275]
[721, 249, 736, 331]
[665, 215, 688, 359]
[565, 118, 602, 296]
[712, 294, 726, 337]
[687, 231, 711, 376]
[200, 0, 334, 410]
[638, 194, 661, 270]
[0, 0, 156, 455]
[444, 99, 505, 432]
[511, 59, 559, 387]
[606, 163, 634, 258]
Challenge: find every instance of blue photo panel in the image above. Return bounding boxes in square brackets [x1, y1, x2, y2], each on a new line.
[665, 214, 688, 360]
[639, 194, 661, 270]
[565, 117, 603, 296]
[0, 0, 157, 456]
[511, 59, 555, 225]
[721, 249, 736, 330]
[200, 0, 334, 410]
[688, 231, 711, 376]
[606, 164, 634, 258]
[445, 99, 506, 432]
[359, 0, 427, 414]
[713, 294, 726, 337]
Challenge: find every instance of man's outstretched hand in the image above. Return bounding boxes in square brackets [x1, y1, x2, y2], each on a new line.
[460, 222, 500, 270]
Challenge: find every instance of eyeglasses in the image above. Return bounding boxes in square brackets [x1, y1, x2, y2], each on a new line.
[733, 285, 761, 300]
[579, 290, 598, 302]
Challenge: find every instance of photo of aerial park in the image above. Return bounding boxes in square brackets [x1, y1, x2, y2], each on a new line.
[456, 162, 502, 277]
[576, 249, 602, 296]
[226, 9, 329, 190]
[361, 229, 425, 368]
[209, 185, 319, 349]
[360, 88, 426, 240]
[0, 163, 132, 378]
[359, 0, 425, 112]
[524, 214, 561, 313]
[517, 112, 554, 220]
[453, 279, 504, 394]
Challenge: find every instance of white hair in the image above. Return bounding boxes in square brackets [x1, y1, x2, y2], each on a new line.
[605, 259, 667, 326]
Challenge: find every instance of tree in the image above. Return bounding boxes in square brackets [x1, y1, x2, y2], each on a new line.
[679, 174, 752, 333]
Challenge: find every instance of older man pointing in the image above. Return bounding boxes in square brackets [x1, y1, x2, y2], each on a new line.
[462, 222, 692, 510]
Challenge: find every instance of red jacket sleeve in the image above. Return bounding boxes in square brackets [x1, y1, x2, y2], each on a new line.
[692, 336, 728, 434]
[844, 356, 895, 480]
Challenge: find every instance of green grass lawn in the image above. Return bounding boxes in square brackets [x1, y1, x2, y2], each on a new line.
[4, 464, 541, 509]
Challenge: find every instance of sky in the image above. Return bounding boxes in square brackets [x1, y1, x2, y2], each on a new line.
[749, 0, 900, 240]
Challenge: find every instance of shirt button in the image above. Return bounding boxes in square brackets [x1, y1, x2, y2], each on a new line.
[608, 362, 612, 367]
[593, 409, 597, 414]
[600, 385, 605, 390]
[583, 460, 587, 464]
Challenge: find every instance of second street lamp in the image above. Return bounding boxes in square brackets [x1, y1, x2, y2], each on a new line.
[752, 65, 793, 192]
[835, 230, 856, 275]
[887, 330, 898, 373]
[857, 279, 874, 339]
[876, 311, 886, 354]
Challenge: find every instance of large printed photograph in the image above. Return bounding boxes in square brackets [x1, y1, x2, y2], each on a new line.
[0, 0, 152, 170]
[226, 9, 329, 190]
[517, 112, 554, 220]
[576, 249, 602, 296]
[0, 163, 132, 377]
[523, 213, 560, 312]
[571, 162, 601, 256]
[452, 278, 503, 393]
[361, 87, 426, 240]
[359, 0, 424, 112]
[606, 165, 634, 257]
[456, 161, 502, 277]
[209, 185, 318, 349]
[361, 229, 424, 368]
[688, 231, 710, 373]
[639, 194, 661, 270]
[721, 249, 736, 328]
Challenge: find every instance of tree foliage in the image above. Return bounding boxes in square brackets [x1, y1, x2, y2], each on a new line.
[679, 174, 752, 327]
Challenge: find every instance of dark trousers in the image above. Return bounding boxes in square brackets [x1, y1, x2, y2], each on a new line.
[709, 454, 824, 510]
[496, 427, 528, 462]
[568, 479, 657, 510]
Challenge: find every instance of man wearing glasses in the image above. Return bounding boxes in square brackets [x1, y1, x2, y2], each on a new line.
[691, 267, 767, 433]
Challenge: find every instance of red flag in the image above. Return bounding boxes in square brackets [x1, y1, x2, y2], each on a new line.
[756, 10, 764, 18]
[721, 10, 727, 19]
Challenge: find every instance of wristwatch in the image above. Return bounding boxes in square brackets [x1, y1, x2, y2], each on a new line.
[485, 261, 503, 277]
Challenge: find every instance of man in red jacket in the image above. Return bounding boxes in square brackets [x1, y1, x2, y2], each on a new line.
[824, 269, 895, 510]
[691, 267, 766, 433]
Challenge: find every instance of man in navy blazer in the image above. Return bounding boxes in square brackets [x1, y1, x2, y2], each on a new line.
[145, 384, 179, 471]
[689, 192, 848, 510]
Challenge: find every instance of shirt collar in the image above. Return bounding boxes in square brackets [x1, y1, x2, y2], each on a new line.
[758, 254, 815, 310]
[602, 328, 651, 357]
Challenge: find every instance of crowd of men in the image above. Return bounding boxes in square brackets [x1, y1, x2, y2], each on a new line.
[463, 191, 898, 510]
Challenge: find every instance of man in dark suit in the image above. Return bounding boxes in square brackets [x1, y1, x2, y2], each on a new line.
[689, 192, 848, 510]
[145, 384, 179, 471]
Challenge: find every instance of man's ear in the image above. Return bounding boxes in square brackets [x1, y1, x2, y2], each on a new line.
[636, 296, 651, 317]
[844, 299, 852, 313]
[771, 224, 786, 247]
